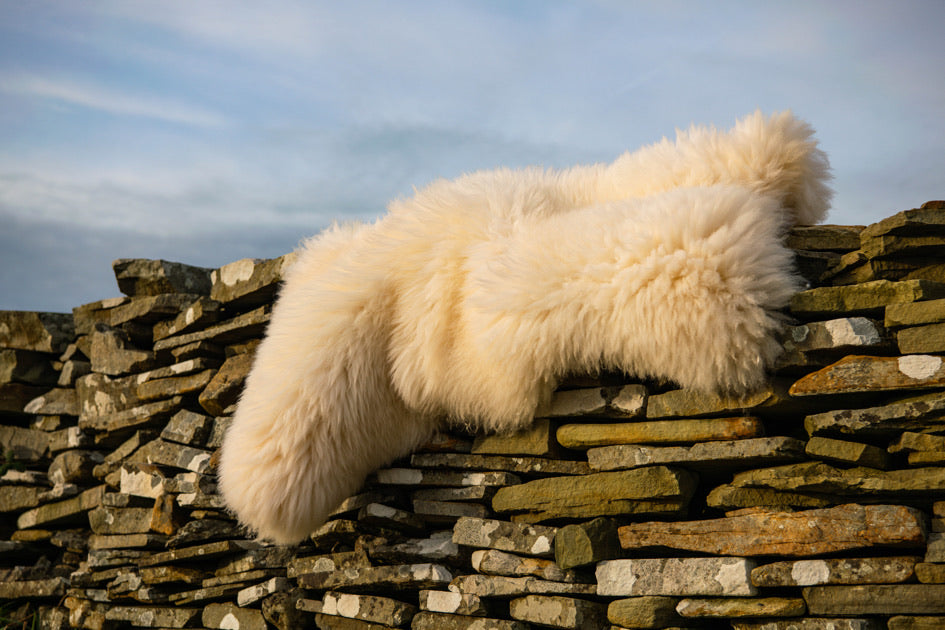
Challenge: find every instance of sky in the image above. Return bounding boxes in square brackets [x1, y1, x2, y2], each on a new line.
[1, 1, 944, 313]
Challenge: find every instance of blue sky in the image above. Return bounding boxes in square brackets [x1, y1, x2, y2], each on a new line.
[2, 1, 944, 312]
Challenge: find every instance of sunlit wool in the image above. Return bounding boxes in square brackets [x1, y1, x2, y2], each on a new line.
[219, 111, 832, 543]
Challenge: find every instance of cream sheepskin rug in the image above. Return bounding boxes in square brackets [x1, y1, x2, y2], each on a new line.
[220, 111, 832, 543]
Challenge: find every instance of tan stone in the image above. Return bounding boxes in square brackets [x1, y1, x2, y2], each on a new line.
[588, 436, 806, 471]
[887, 616, 945, 630]
[899, 322, 945, 354]
[471, 418, 557, 457]
[618, 504, 925, 557]
[492, 466, 695, 522]
[803, 584, 945, 614]
[916, 563, 945, 583]
[804, 391, 945, 438]
[645, 381, 790, 418]
[509, 594, 605, 629]
[410, 452, 590, 476]
[198, 352, 253, 415]
[0, 310, 73, 353]
[557, 416, 762, 448]
[788, 225, 863, 251]
[597, 557, 756, 597]
[805, 436, 889, 469]
[731, 461, 945, 497]
[472, 548, 580, 582]
[886, 297, 945, 328]
[607, 596, 682, 629]
[676, 597, 806, 618]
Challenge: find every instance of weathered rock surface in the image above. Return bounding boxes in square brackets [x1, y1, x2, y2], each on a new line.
[607, 596, 682, 629]
[790, 354, 945, 395]
[491, 466, 695, 522]
[589, 436, 806, 471]
[0, 310, 73, 353]
[508, 594, 605, 628]
[557, 416, 763, 448]
[452, 517, 556, 557]
[790, 279, 945, 318]
[751, 556, 919, 586]
[596, 557, 757, 597]
[803, 584, 945, 614]
[554, 517, 620, 569]
[113, 258, 212, 297]
[675, 596, 806, 618]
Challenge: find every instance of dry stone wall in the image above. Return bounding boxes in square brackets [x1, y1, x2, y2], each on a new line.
[2, 201, 945, 630]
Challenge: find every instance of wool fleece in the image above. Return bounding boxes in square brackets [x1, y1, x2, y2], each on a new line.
[220, 111, 832, 543]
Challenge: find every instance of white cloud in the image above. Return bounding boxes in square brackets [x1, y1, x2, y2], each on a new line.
[0, 74, 227, 127]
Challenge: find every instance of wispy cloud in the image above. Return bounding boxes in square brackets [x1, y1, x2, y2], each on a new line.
[0, 74, 226, 127]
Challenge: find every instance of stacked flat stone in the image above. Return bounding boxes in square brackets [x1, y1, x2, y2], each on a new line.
[1, 201, 944, 630]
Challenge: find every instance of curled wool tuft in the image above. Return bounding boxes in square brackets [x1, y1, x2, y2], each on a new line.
[219, 111, 832, 543]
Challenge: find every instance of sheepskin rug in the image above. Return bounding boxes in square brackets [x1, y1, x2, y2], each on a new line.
[219, 111, 832, 543]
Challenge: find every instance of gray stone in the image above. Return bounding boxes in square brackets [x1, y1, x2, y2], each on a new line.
[0, 310, 74, 353]
[411, 612, 528, 630]
[554, 517, 620, 570]
[805, 391, 945, 438]
[535, 384, 647, 418]
[788, 225, 863, 251]
[371, 531, 465, 565]
[47, 426, 91, 453]
[418, 590, 489, 616]
[89, 533, 168, 549]
[730, 461, 945, 498]
[112, 258, 212, 297]
[210, 254, 296, 307]
[24, 387, 78, 416]
[412, 499, 491, 521]
[57, 358, 91, 386]
[76, 372, 141, 420]
[509, 594, 605, 628]
[198, 351, 254, 416]
[448, 574, 596, 597]
[236, 576, 290, 607]
[0, 424, 49, 461]
[89, 326, 156, 376]
[452, 517, 556, 557]
[557, 416, 763, 448]
[412, 486, 497, 502]
[136, 369, 215, 402]
[287, 550, 370, 579]
[160, 409, 213, 445]
[751, 556, 920, 586]
[47, 449, 103, 485]
[803, 585, 945, 614]
[889, 431, 945, 454]
[375, 468, 520, 487]
[675, 597, 806, 618]
[0, 349, 57, 385]
[805, 436, 890, 469]
[471, 417, 558, 457]
[108, 293, 204, 327]
[138, 539, 259, 567]
[88, 506, 154, 535]
[152, 296, 223, 341]
[607, 596, 682, 629]
[491, 466, 695, 522]
[358, 502, 426, 533]
[16, 485, 105, 529]
[790, 279, 945, 318]
[0, 577, 67, 599]
[597, 557, 757, 597]
[410, 452, 590, 476]
[589, 436, 806, 471]
[299, 563, 452, 591]
[789, 354, 945, 396]
[321, 591, 417, 626]
[152, 305, 271, 352]
[78, 396, 183, 435]
[99, 604, 200, 628]
[472, 548, 581, 582]
[645, 381, 792, 418]
[782, 317, 885, 355]
[202, 602, 267, 630]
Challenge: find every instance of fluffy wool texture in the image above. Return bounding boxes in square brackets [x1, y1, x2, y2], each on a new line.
[219, 111, 832, 543]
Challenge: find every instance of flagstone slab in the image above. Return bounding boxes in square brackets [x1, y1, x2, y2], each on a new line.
[607, 596, 682, 629]
[535, 384, 647, 418]
[299, 563, 453, 592]
[210, 253, 296, 307]
[645, 382, 792, 418]
[0, 348, 57, 385]
[732, 620, 882, 630]
[790, 280, 945, 318]
[804, 391, 945, 438]
[752, 556, 919, 587]
[790, 354, 945, 396]
[492, 467, 695, 522]
[803, 585, 945, 614]
[730, 461, 945, 498]
[448, 574, 596, 597]
[589, 436, 806, 471]
[16, 485, 105, 529]
[805, 436, 890, 469]
[554, 517, 620, 570]
[557, 416, 763, 448]
[320, 591, 417, 626]
[887, 617, 945, 630]
[471, 549, 580, 582]
[676, 597, 806, 618]
[0, 310, 73, 353]
[617, 504, 925, 557]
[886, 297, 945, 328]
[410, 452, 590, 476]
[411, 612, 527, 630]
[596, 557, 757, 597]
[202, 602, 266, 630]
[471, 418, 558, 457]
[898, 322, 945, 354]
[452, 517, 556, 557]
[788, 225, 863, 251]
[509, 594, 605, 629]
[419, 590, 489, 616]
